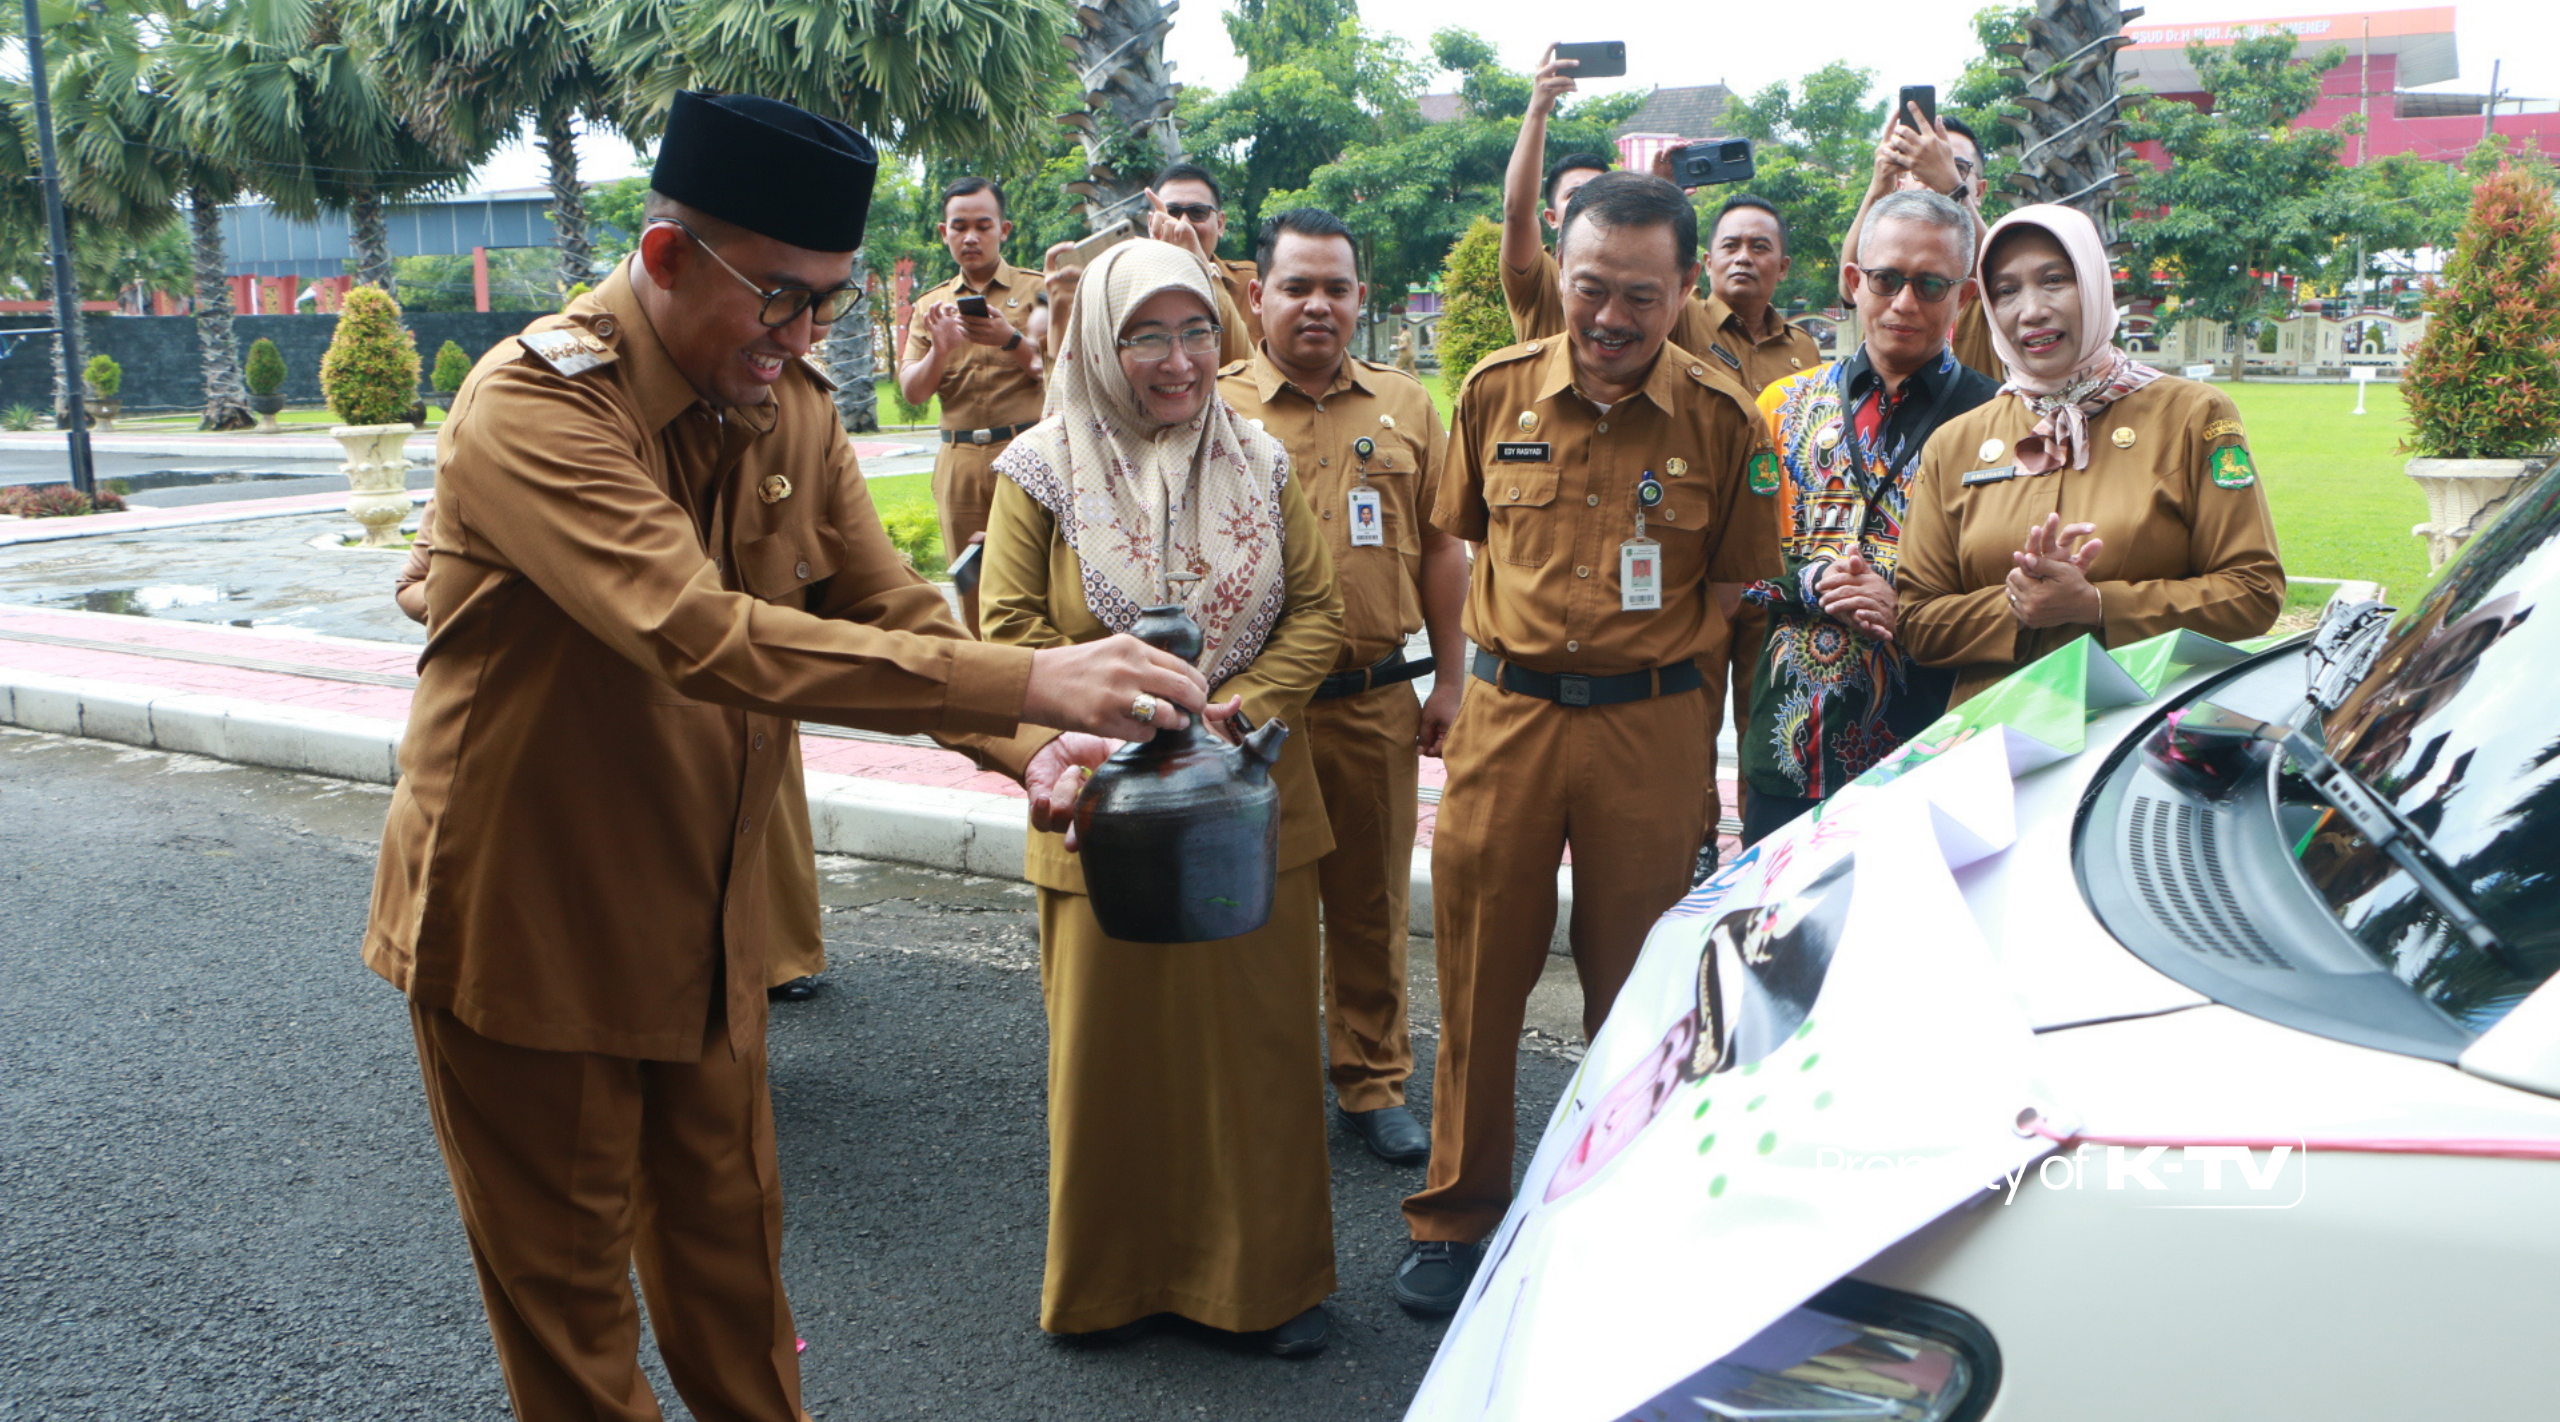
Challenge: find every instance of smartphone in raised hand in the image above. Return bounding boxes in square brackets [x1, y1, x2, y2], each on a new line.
[1552, 41, 1627, 79]
[1897, 84, 1937, 131]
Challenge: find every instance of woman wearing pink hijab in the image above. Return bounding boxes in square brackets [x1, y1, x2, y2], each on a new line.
[1897, 203, 2285, 707]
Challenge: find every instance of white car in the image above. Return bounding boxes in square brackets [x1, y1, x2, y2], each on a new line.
[1411, 467, 2560, 1422]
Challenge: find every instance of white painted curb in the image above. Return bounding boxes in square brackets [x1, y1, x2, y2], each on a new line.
[1, 665, 1576, 946]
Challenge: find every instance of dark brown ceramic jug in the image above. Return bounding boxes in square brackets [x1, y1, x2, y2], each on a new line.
[1073, 602, 1289, 943]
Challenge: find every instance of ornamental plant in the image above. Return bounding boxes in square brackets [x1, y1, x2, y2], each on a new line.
[1435, 218, 1513, 402]
[244, 338, 286, 396]
[431, 339, 472, 395]
[318, 285, 423, 428]
[2402, 166, 2560, 459]
[83, 353, 121, 399]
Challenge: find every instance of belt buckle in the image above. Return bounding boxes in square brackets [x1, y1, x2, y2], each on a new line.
[1557, 674, 1592, 707]
[970, 428, 993, 445]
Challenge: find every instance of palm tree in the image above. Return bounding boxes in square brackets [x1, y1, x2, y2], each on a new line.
[1994, 0, 2138, 248]
[583, 0, 1076, 431]
[1059, 0, 1186, 225]
[370, 0, 623, 298]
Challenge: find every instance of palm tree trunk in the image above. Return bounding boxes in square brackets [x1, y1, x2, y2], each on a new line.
[1998, 0, 2136, 248]
[826, 249, 877, 433]
[1061, 0, 1188, 224]
[189, 187, 254, 431]
[350, 186, 395, 289]
[539, 108, 595, 297]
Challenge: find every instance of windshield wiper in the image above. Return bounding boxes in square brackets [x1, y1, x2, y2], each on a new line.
[2147, 701, 2514, 966]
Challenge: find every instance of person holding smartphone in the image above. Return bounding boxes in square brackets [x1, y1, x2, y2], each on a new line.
[1839, 100, 2003, 383]
[899, 175, 1045, 634]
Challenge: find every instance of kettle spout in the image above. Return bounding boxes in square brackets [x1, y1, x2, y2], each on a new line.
[1240, 717, 1290, 766]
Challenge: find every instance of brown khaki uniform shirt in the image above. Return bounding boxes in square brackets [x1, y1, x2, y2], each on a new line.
[1432, 338, 1784, 676]
[901, 261, 1045, 434]
[1499, 248, 1819, 395]
[366, 264, 1052, 1062]
[1218, 350, 1447, 671]
[980, 470, 1345, 894]
[1900, 375, 2285, 708]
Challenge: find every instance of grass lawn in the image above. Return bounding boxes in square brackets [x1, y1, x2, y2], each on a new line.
[863, 469, 946, 577]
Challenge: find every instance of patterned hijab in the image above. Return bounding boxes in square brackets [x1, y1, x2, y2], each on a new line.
[1981, 204, 2162, 474]
[993, 239, 1291, 688]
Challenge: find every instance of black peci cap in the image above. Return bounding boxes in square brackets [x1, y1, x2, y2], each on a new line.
[651, 91, 878, 253]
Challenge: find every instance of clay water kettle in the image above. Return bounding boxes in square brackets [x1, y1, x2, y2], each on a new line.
[1073, 598, 1289, 943]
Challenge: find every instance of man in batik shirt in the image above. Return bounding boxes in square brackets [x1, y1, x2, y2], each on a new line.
[1740, 191, 2000, 841]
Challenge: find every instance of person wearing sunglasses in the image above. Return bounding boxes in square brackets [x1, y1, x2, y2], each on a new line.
[1737, 189, 2002, 843]
[1146, 162, 1262, 362]
[1842, 105, 2004, 384]
[363, 91, 1215, 1422]
[898, 176, 1047, 635]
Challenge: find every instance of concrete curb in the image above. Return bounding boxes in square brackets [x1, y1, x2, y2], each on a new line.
[2, 664, 1567, 945]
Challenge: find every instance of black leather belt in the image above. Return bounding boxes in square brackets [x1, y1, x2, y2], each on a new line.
[943, 421, 1036, 446]
[1314, 648, 1436, 701]
[1469, 648, 1703, 707]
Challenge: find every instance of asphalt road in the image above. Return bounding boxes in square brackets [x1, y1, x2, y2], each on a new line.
[0, 729, 1579, 1420]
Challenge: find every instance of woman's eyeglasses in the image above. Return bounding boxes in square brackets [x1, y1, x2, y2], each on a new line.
[650, 219, 863, 328]
[1117, 324, 1224, 361]
[1858, 268, 1961, 303]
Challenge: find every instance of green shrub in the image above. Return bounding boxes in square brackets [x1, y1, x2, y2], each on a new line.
[244, 337, 286, 395]
[1, 403, 38, 431]
[2404, 165, 2560, 458]
[0, 482, 121, 517]
[1436, 217, 1514, 402]
[879, 502, 945, 576]
[319, 285, 423, 427]
[562, 281, 593, 310]
[884, 375, 932, 428]
[431, 339, 472, 395]
[83, 353, 121, 399]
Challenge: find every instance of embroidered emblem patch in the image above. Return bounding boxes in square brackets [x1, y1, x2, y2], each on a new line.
[2209, 445, 2257, 490]
[2202, 418, 2245, 442]
[1748, 450, 1782, 495]
[519, 327, 615, 377]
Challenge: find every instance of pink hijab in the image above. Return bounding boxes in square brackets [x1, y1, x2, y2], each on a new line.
[1980, 203, 2162, 474]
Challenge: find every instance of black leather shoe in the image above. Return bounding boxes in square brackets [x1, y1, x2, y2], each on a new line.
[1392, 1240, 1483, 1314]
[1266, 1305, 1330, 1358]
[1691, 841, 1721, 887]
[1050, 1314, 1157, 1348]
[766, 975, 822, 1003]
[1339, 1105, 1430, 1165]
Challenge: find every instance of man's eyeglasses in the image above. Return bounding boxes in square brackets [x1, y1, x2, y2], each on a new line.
[1116, 323, 1224, 361]
[1857, 268, 1962, 303]
[1160, 203, 1219, 224]
[650, 219, 862, 328]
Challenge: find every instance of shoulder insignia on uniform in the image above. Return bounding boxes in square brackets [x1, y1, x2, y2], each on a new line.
[797, 354, 840, 391]
[519, 327, 616, 377]
[2202, 417, 2245, 443]
[2210, 445, 2258, 490]
[1748, 450, 1783, 495]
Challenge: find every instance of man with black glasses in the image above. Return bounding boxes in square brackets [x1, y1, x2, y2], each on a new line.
[1150, 162, 1263, 362]
[1741, 189, 1999, 841]
[1842, 107, 2001, 382]
[901, 175, 1046, 633]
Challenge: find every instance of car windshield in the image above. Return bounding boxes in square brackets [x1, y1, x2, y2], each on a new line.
[2283, 463, 2560, 1034]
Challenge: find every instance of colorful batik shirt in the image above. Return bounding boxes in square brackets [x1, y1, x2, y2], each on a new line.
[1741, 344, 1998, 799]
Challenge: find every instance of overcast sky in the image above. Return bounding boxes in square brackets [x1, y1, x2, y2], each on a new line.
[479, 0, 2555, 193]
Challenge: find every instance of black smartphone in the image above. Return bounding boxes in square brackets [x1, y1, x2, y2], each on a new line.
[1552, 41, 1626, 79]
[956, 294, 990, 320]
[1897, 84, 1937, 131]
[947, 539, 983, 594]
[1670, 138, 1756, 189]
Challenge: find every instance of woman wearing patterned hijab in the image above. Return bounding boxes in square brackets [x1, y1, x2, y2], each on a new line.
[1898, 203, 2285, 708]
[982, 239, 1346, 1355]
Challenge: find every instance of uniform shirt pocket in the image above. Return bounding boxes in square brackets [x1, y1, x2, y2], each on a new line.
[735, 524, 844, 604]
[1487, 467, 1561, 566]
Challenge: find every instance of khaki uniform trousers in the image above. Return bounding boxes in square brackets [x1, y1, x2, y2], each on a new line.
[1306, 683, 1421, 1112]
[932, 436, 1011, 637]
[410, 1003, 809, 1422]
[1694, 601, 1765, 841]
[1403, 681, 1709, 1243]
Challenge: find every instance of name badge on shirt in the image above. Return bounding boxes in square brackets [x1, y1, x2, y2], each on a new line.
[1960, 465, 2019, 487]
[1620, 537, 1663, 611]
[1496, 441, 1552, 462]
[1347, 485, 1384, 546]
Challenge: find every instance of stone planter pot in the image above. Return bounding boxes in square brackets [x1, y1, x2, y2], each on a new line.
[249, 390, 286, 433]
[2407, 457, 2540, 572]
[83, 390, 117, 432]
[334, 422, 416, 548]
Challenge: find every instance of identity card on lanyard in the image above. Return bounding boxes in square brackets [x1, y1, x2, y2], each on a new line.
[1348, 435, 1385, 546]
[1621, 468, 1664, 610]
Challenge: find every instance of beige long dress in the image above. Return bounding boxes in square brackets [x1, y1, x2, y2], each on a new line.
[980, 471, 1346, 1335]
